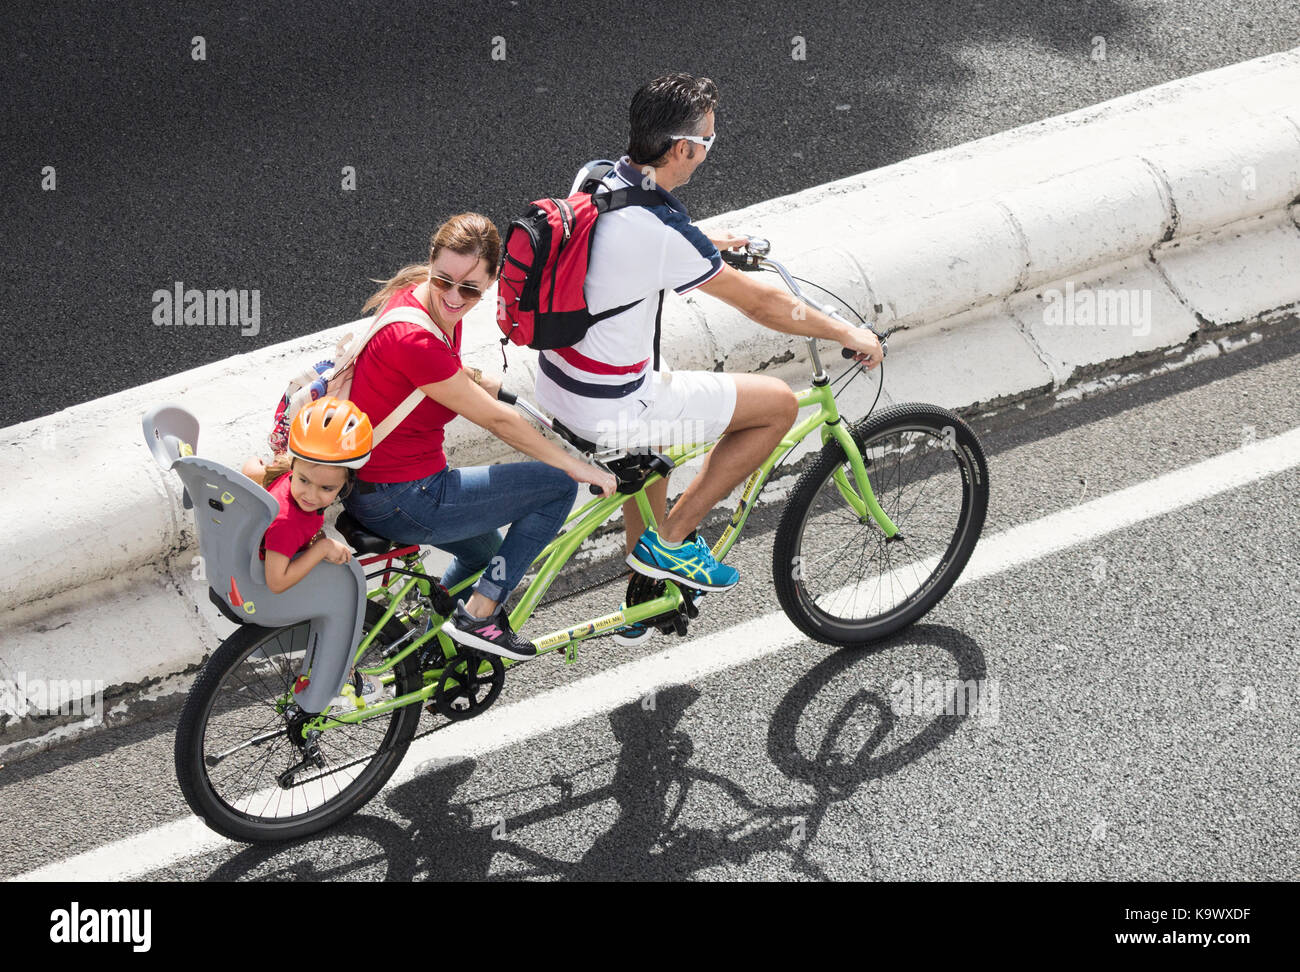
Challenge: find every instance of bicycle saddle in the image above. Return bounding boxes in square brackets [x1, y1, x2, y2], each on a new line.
[550, 417, 675, 495]
[142, 404, 368, 714]
[335, 510, 401, 555]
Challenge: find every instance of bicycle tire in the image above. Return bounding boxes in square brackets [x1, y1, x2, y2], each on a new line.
[772, 402, 989, 646]
[174, 600, 423, 843]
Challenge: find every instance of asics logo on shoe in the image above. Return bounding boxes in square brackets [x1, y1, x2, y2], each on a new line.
[658, 550, 711, 579]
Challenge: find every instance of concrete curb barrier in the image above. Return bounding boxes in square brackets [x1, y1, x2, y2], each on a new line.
[4, 48, 1299, 757]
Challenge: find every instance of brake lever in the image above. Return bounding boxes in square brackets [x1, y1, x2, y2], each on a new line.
[842, 337, 888, 361]
[719, 234, 770, 272]
[828, 306, 887, 360]
[720, 249, 765, 272]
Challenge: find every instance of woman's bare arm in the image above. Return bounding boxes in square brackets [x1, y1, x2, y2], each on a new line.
[420, 371, 615, 496]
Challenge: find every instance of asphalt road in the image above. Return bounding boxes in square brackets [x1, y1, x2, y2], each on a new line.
[3, 318, 1297, 881]
[3, 0, 1299, 424]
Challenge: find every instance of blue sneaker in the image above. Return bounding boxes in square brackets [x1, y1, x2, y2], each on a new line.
[627, 528, 739, 592]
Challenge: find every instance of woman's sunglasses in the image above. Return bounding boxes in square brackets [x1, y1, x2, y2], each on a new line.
[429, 273, 487, 302]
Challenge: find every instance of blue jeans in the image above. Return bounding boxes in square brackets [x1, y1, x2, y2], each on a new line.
[342, 462, 578, 605]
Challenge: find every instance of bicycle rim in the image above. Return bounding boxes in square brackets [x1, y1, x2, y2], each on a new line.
[186, 606, 419, 835]
[784, 408, 986, 639]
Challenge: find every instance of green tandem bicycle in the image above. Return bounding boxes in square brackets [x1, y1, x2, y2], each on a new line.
[172, 239, 990, 843]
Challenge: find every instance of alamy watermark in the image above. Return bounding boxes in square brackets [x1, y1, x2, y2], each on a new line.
[50, 902, 150, 952]
[889, 673, 1000, 725]
[1041, 282, 1151, 338]
[152, 282, 261, 336]
[0, 673, 105, 724]
[589, 412, 719, 454]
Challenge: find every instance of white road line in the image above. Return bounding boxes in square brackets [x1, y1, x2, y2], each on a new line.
[12, 425, 1300, 882]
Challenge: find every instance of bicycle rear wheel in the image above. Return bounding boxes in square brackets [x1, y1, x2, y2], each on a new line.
[174, 601, 422, 843]
[772, 403, 989, 646]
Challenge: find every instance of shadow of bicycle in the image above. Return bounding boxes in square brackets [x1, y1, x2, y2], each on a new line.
[208, 622, 986, 880]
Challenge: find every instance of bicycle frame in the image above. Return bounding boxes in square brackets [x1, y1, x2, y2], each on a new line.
[305, 249, 901, 733]
[302, 377, 900, 735]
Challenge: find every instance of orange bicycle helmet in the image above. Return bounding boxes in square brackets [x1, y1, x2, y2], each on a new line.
[288, 397, 373, 469]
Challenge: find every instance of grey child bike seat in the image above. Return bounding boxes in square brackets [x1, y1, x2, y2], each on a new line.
[142, 404, 368, 714]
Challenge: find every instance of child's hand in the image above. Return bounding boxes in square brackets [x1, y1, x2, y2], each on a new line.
[317, 537, 353, 564]
[241, 456, 267, 482]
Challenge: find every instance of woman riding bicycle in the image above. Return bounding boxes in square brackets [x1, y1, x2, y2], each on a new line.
[343, 212, 615, 660]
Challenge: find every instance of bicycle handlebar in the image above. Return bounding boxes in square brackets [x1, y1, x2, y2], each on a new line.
[500, 237, 883, 486]
[498, 386, 605, 496]
[721, 239, 888, 362]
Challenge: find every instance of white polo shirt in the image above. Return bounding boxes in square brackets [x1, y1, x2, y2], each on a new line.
[534, 157, 723, 425]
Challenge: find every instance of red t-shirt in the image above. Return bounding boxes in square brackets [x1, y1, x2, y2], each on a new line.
[260, 472, 326, 560]
[349, 287, 463, 482]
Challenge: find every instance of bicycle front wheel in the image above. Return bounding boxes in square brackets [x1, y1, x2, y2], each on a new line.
[174, 600, 423, 844]
[772, 403, 989, 646]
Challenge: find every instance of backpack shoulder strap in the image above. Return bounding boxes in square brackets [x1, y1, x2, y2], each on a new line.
[332, 304, 441, 376]
[582, 188, 666, 344]
[593, 187, 663, 213]
[372, 388, 426, 446]
[366, 304, 452, 446]
[652, 290, 665, 371]
[372, 305, 439, 333]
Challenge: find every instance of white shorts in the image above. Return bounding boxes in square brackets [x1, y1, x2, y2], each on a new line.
[536, 368, 738, 452]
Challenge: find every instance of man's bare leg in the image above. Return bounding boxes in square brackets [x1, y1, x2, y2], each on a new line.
[623, 477, 669, 554]
[658, 374, 797, 545]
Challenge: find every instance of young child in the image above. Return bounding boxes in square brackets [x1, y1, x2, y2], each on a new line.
[241, 397, 373, 594]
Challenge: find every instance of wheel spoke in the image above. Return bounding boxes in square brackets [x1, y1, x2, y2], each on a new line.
[180, 607, 422, 836]
[775, 408, 988, 644]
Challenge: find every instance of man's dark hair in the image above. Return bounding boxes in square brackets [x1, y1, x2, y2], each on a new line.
[627, 73, 719, 165]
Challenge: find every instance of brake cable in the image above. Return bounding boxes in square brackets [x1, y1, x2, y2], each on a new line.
[756, 267, 886, 477]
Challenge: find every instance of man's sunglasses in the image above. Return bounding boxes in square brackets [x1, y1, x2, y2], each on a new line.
[429, 273, 487, 302]
[668, 132, 717, 152]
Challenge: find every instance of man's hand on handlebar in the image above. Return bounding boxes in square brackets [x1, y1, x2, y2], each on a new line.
[840, 326, 885, 370]
[708, 231, 751, 252]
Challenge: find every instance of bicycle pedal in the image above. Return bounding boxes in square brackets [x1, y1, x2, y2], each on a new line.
[431, 584, 457, 616]
[656, 616, 688, 637]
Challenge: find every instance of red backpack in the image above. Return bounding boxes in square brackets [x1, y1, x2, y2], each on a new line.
[497, 167, 661, 357]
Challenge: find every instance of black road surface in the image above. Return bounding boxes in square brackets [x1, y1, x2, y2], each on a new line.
[3, 0, 1298, 423]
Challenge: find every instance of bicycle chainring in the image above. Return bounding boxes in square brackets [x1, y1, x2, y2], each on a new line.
[625, 573, 697, 635]
[431, 650, 505, 721]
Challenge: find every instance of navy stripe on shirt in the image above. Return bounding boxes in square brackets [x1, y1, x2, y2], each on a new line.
[675, 260, 725, 294]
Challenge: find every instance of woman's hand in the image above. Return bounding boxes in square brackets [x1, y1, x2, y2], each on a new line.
[474, 370, 503, 399]
[568, 460, 617, 498]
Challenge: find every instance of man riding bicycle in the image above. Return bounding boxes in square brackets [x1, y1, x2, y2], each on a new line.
[534, 73, 883, 607]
